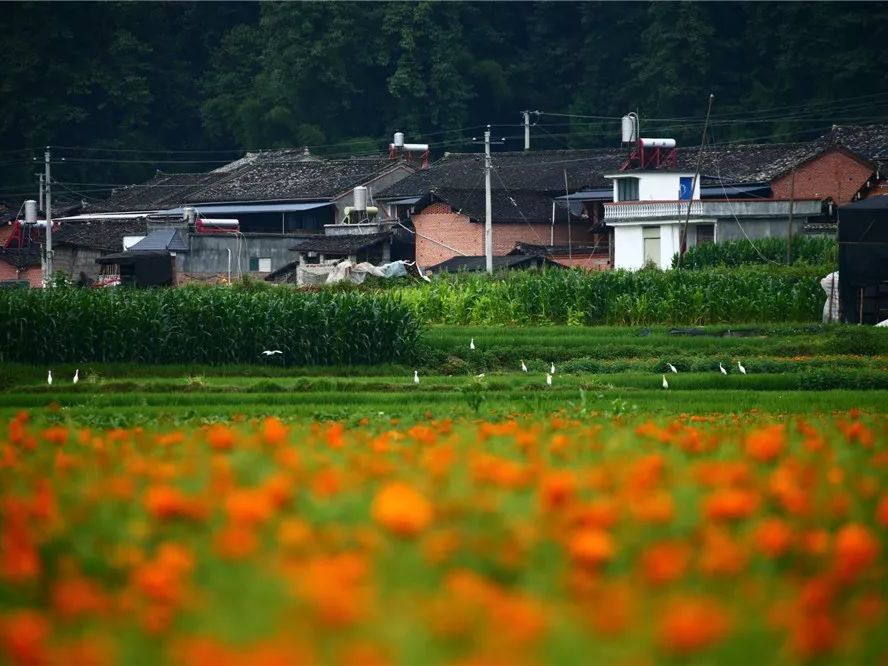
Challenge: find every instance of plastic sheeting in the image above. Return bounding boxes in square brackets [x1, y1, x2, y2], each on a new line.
[821, 272, 840, 323]
[295, 259, 429, 287]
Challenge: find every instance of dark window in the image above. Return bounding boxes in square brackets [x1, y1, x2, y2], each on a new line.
[617, 178, 639, 202]
[697, 224, 714, 245]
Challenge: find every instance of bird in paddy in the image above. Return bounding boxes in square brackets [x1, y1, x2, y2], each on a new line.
[47, 370, 52, 386]
[546, 372, 552, 386]
[662, 374, 669, 389]
[261, 350, 283, 356]
[520, 360, 528, 372]
[469, 338, 475, 350]
[73, 368, 79, 384]
[414, 370, 420, 385]
[550, 362, 556, 375]
[737, 360, 747, 375]
[667, 362, 678, 374]
[475, 373, 485, 379]
[719, 362, 728, 375]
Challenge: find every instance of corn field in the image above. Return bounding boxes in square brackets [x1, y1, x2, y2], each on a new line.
[398, 267, 827, 326]
[673, 236, 837, 269]
[0, 287, 422, 365]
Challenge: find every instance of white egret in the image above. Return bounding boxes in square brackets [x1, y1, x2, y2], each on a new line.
[470, 338, 475, 350]
[47, 370, 53, 386]
[73, 369, 79, 384]
[520, 360, 528, 373]
[719, 362, 728, 375]
[475, 373, 485, 379]
[737, 361, 747, 375]
[550, 362, 556, 375]
[662, 374, 669, 389]
[546, 373, 552, 386]
[667, 362, 678, 374]
[414, 370, 420, 385]
[261, 350, 283, 356]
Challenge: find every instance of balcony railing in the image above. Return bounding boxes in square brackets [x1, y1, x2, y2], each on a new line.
[603, 198, 821, 221]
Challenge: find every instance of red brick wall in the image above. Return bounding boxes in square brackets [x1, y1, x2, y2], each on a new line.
[413, 204, 592, 268]
[0, 263, 43, 286]
[771, 148, 874, 204]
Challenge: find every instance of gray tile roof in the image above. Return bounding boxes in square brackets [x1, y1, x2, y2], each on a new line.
[54, 218, 149, 252]
[128, 228, 189, 252]
[289, 232, 390, 254]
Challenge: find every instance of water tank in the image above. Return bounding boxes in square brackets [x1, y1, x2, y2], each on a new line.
[24, 200, 38, 224]
[402, 143, 429, 152]
[353, 186, 368, 211]
[393, 132, 405, 149]
[639, 138, 676, 148]
[621, 115, 637, 143]
[183, 207, 196, 224]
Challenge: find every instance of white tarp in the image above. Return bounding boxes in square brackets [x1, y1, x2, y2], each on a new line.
[820, 271, 840, 323]
[877, 319, 888, 327]
[296, 259, 429, 287]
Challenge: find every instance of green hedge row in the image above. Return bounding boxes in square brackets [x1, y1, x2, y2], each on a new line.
[673, 236, 836, 269]
[0, 287, 423, 365]
[397, 266, 829, 326]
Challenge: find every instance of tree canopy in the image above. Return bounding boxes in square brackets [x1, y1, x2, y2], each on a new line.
[1, 1, 887, 201]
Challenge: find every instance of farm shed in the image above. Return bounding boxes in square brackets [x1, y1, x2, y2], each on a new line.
[96, 250, 174, 287]
[838, 196, 888, 324]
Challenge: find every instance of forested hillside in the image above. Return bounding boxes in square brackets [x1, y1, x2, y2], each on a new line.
[2, 1, 887, 196]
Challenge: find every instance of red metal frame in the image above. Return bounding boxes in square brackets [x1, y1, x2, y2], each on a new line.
[620, 139, 677, 171]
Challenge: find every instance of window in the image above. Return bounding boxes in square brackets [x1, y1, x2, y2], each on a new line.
[696, 224, 714, 245]
[616, 178, 639, 202]
[679, 177, 694, 200]
[643, 226, 661, 267]
[249, 257, 272, 272]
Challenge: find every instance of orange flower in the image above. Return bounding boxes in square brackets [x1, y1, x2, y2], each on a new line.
[658, 596, 730, 654]
[834, 523, 879, 579]
[539, 471, 577, 512]
[704, 488, 759, 521]
[261, 417, 288, 445]
[568, 528, 614, 568]
[51, 575, 108, 619]
[215, 526, 259, 560]
[371, 482, 432, 537]
[206, 424, 236, 451]
[744, 425, 785, 462]
[40, 425, 69, 446]
[753, 518, 793, 559]
[641, 541, 690, 585]
[1, 610, 49, 666]
[876, 493, 888, 529]
[224, 489, 274, 526]
[145, 486, 206, 521]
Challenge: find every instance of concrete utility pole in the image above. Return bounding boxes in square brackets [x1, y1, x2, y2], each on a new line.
[786, 168, 796, 265]
[678, 94, 715, 269]
[485, 126, 493, 274]
[37, 173, 44, 212]
[523, 111, 531, 151]
[44, 146, 53, 283]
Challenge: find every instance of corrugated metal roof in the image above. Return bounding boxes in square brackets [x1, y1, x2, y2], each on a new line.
[128, 228, 189, 252]
[157, 202, 333, 216]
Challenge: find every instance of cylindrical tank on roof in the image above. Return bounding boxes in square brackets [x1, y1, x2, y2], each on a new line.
[393, 132, 405, 148]
[402, 143, 429, 152]
[353, 186, 368, 211]
[639, 138, 676, 148]
[621, 115, 638, 143]
[24, 200, 37, 224]
[183, 207, 196, 224]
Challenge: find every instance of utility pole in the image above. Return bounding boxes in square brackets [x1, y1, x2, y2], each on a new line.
[786, 168, 796, 265]
[523, 111, 531, 151]
[36, 173, 44, 212]
[485, 126, 493, 274]
[44, 147, 53, 283]
[678, 94, 715, 269]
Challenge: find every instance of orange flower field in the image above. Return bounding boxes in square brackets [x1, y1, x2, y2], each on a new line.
[1, 411, 886, 665]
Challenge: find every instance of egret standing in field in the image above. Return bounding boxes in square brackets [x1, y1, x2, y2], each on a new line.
[737, 360, 747, 375]
[47, 370, 52, 386]
[470, 338, 475, 351]
[662, 374, 669, 389]
[520, 360, 528, 373]
[550, 362, 556, 375]
[719, 362, 728, 375]
[546, 372, 552, 387]
[261, 350, 283, 356]
[414, 370, 420, 385]
[667, 362, 678, 374]
[73, 369, 79, 384]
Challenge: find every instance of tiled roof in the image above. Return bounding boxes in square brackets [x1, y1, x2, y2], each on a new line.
[424, 187, 582, 225]
[53, 218, 148, 252]
[128, 228, 189, 252]
[427, 254, 564, 273]
[289, 232, 391, 254]
[83, 172, 230, 214]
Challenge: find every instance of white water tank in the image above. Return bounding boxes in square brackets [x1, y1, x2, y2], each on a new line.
[183, 207, 196, 224]
[24, 200, 37, 224]
[353, 186, 368, 211]
[621, 115, 638, 143]
[393, 132, 405, 149]
[639, 138, 676, 148]
[402, 143, 429, 152]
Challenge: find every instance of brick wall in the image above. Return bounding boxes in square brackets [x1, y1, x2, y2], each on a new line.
[413, 204, 593, 268]
[0, 262, 43, 286]
[771, 148, 874, 204]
